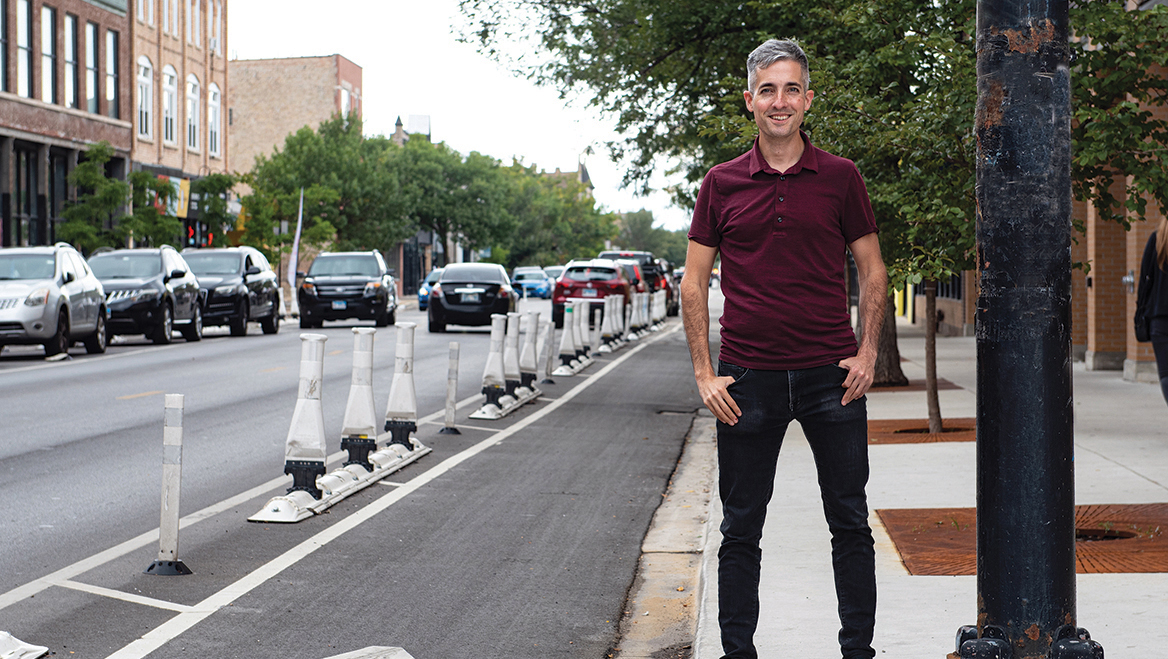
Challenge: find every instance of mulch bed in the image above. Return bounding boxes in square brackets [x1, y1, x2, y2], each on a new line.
[877, 504, 1168, 575]
[868, 418, 977, 444]
[870, 378, 963, 393]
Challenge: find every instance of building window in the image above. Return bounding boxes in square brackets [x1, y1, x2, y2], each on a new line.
[186, 74, 200, 150]
[136, 0, 144, 21]
[148, 0, 155, 25]
[85, 22, 97, 112]
[208, 83, 220, 157]
[17, 0, 32, 98]
[64, 14, 77, 107]
[105, 30, 119, 119]
[341, 88, 351, 116]
[41, 6, 56, 104]
[212, 0, 221, 54]
[162, 0, 170, 35]
[171, 0, 179, 36]
[0, 0, 7, 93]
[137, 56, 153, 139]
[162, 65, 177, 143]
[186, 0, 199, 45]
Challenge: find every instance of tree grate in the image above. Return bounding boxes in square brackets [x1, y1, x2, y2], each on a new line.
[867, 418, 976, 444]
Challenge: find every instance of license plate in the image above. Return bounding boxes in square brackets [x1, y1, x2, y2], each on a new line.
[582, 289, 598, 297]
[461, 293, 480, 303]
[331, 300, 347, 310]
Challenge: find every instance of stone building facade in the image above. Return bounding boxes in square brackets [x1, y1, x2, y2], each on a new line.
[0, 0, 131, 246]
[129, 0, 229, 247]
[228, 54, 361, 176]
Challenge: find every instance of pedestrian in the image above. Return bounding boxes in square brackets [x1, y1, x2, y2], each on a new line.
[1136, 217, 1168, 404]
[680, 39, 887, 659]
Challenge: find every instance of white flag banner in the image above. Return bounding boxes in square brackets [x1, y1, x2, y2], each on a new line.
[288, 187, 304, 289]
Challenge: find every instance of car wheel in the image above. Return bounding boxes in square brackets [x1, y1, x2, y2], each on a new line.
[229, 301, 249, 336]
[44, 309, 70, 356]
[151, 303, 174, 345]
[84, 312, 108, 354]
[260, 307, 280, 334]
[375, 304, 391, 327]
[552, 306, 563, 329]
[182, 304, 203, 342]
[299, 315, 316, 329]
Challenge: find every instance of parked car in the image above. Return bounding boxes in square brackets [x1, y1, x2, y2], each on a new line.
[511, 266, 552, 298]
[551, 258, 631, 329]
[183, 246, 280, 336]
[298, 250, 397, 329]
[599, 249, 679, 315]
[615, 259, 648, 295]
[0, 243, 107, 356]
[417, 268, 443, 311]
[427, 262, 517, 333]
[88, 246, 203, 344]
[543, 264, 565, 281]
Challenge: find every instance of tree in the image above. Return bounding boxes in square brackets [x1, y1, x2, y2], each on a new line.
[190, 172, 237, 246]
[120, 171, 181, 248]
[461, 0, 1168, 433]
[58, 142, 130, 254]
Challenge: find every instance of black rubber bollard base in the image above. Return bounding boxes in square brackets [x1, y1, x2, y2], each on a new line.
[144, 560, 192, 576]
[438, 427, 462, 435]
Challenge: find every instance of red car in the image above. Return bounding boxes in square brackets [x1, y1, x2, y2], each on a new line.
[552, 258, 631, 329]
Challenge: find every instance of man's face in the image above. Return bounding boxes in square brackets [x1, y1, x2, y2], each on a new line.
[744, 60, 814, 143]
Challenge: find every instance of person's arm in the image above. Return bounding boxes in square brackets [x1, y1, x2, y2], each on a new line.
[838, 232, 888, 406]
[681, 240, 741, 425]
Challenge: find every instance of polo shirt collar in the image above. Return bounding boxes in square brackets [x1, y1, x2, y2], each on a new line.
[749, 131, 820, 177]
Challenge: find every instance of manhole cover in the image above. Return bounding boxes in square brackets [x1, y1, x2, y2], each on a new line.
[877, 504, 1168, 575]
[867, 418, 976, 444]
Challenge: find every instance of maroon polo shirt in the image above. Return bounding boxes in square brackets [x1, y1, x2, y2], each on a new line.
[688, 133, 878, 370]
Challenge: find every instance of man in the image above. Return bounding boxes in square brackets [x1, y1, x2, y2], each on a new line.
[680, 39, 887, 659]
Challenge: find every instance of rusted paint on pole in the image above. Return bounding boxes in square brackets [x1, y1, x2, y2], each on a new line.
[962, 0, 1101, 657]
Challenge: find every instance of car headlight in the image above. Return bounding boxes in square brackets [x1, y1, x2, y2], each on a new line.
[24, 287, 51, 306]
[130, 288, 162, 304]
[300, 282, 317, 296]
[363, 281, 383, 296]
[215, 283, 245, 296]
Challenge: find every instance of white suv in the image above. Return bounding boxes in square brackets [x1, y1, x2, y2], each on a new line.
[0, 243, 108, 357]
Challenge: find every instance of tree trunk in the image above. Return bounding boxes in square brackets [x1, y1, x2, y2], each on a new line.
[924, 281, 943, 433]
[870, 293, 909, 387]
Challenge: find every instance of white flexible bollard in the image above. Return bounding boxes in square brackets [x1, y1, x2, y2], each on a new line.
[518, 311, 540, 395]
[553, 305, 577, 376]
[541, 320, 558, 384]
[440, 341, 461, 434]
[579, 301, 592, 360]
[590, 308, 602, 358]
[598, 296, 614, 353]
[626, 295, 641, 340]
[0, 633, 48, 659]
[612, 296, 625, 349]
[470, 314, 509, 419]
[383, 322, 419, 448]
[340, 327, 378, 469]
[284, 333, 329, 497]
[502, 311, 522, 403]
[145, 393, 192, 575]
[573, 299, 587, 363]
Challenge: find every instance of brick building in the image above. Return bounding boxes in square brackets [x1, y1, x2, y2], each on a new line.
[228, 54, 361, 176]
[129, 0, 229, 247]
[1, 0, 132, 247]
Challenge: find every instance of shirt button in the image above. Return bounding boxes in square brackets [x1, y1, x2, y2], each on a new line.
[779, 196, 784, 202]
[780, 176, 786, 181]
[777, 217, 784, 223]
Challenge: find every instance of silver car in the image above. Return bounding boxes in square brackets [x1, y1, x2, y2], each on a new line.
[0, 243, 108, 357]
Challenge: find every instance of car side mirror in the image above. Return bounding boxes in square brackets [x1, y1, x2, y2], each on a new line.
[63, 271, 76, 284]
[169, 268, 186, 280]
[296, 271, 306, 279]
[245, 265, 261, 276]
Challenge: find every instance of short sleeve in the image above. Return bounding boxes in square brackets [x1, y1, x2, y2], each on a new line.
[688, 169, 722, 248]
[840, 166, 878, 244]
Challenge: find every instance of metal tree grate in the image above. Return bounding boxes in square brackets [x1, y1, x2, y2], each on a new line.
[867, 418, 976, 445]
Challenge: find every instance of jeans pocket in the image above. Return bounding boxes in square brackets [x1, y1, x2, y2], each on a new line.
[718, 361, 750, 385]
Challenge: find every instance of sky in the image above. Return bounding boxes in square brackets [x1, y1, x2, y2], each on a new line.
[228, 0, 693, 232]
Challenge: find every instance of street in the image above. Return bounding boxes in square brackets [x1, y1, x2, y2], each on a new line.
[0, 297, 705, 658]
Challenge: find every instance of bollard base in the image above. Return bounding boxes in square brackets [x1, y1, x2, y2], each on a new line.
[540, 376, 556, 384]
[341, 435, 377, 470]
[439, 426, 462, 435]
[284, 460, 326, 499]
[1049, 626, 1104, 659]
[952, 624, 1102, 659]
[384, 419, 418, 447]
[144, 559, 192, 576]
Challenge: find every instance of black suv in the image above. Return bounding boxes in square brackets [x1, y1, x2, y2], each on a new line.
[183, 246, 280, 336]
[88, 246, 204, 344]
[597, 249, 678, 315]
[297, 251, 398, 328]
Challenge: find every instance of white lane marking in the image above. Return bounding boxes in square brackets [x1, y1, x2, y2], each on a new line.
[0, 392, 484, 613]
[52, 579, 194, 613]
[419, 420, 499, 432]
[104, 325, 679, 659]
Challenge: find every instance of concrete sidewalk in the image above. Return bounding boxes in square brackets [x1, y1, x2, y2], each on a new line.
[694, 319, 1168, 659]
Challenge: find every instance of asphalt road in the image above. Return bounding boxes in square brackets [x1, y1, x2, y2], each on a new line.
[0, 298, 704, 659]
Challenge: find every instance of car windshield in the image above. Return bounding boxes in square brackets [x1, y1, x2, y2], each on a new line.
[565, 266, 618, 282]
[309, 255, 380, 277]
[513, 271, 546, 281]
[0, 254, 56, 280]
[441, 264, 504, 283]
[184, 252, 242, 275]
[544, 266, 563, 278]
[424, 270, 443, 284]
[88, 253, 162, 278]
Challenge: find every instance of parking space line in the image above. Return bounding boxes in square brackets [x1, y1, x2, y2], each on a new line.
[52, 579, 194, 613]
[103, 324, 679, 659]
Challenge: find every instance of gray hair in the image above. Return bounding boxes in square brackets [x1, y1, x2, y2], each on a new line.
[746, 39, 810, 93]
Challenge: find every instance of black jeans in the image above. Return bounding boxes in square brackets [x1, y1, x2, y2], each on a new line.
[716, 361, 877, 659]
[1152, 318, 1168, 404]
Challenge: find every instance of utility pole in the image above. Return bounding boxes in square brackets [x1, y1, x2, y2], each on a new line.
[955, 0, 1104, 657]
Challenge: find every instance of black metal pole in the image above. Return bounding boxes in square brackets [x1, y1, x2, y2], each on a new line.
[957, 0, 1103, 657]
